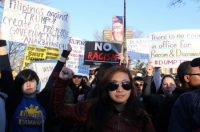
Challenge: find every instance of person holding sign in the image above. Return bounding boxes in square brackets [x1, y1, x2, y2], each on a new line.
[50, 66, 155, 132]
[0, 40, 72, 132]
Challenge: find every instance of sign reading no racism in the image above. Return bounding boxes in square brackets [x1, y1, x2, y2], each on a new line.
[1, 0, 71, 50]
[150, 29, 200, 67]
[84, 42, 122, 66]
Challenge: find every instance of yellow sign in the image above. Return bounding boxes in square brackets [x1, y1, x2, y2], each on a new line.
[12, 71, 15, 77]
[22, 46, 47, 70]
[45, 47, 60, 55]
[45, 47, 60, 60]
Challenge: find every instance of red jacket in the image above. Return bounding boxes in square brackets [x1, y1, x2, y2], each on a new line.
[50, 77, 156, 132]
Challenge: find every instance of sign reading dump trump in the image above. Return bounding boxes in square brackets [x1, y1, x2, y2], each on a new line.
[84, 42, 122, 66]
[1, 0, 71, 50]
[150, 29, 200, 67]
[127, 38, 150, 59]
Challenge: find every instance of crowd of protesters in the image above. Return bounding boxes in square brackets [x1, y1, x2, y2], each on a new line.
[1, 39, 200, 132]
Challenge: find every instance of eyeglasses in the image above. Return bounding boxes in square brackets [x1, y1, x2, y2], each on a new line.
[135, 83, 144, 87]
[72, 75, 82, 79]
[187, 74, 200, 76]
[107, 81, 131, 91]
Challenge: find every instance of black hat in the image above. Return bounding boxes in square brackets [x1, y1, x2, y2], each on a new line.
[190, 58, 200, 67]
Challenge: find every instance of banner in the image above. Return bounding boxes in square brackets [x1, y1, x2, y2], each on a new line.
[22, 46, 47, 70]
[66, 37, 85, 67]
[84, 42, 122, 66]
[127, 38, 150, 59]
[1, 0, 71, 50]
[150, 29, 200, 67]
[112, 16, 123, 41]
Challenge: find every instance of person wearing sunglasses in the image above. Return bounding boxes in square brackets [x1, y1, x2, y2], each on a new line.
[69, 74, 90, 103]
[50, 65, 155, 132]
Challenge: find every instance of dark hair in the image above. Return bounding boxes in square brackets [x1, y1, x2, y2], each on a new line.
[134, 76, 144, 82]
[130, 70, 137, 76]
[77, 66, 148, 132]
[177, 61, 192, 84]
[83, 76, 88, 82]
[157, 74, 175, 95]
[95, 63, 114, 86]
[15, 69, 39, 93]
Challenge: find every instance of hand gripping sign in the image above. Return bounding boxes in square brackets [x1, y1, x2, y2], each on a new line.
[84, 42, 122, 66]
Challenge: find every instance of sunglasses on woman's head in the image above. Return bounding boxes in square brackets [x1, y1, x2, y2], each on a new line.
[107, 81, 131, 91]
[72, 75, 82, 79]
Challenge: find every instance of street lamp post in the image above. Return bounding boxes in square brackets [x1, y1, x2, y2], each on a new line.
[123, 0, 127, 64]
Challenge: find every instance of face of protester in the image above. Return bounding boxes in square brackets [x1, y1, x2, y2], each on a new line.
[108, 72, 131, 106]
[162, 77, 176, 96]
[22, 79, 37, 97]
[187, 66, 200, 89]
[72, 76, 82, 87]
[135, 81, 144, 97]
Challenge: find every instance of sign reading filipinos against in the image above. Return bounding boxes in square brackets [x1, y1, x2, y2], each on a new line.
[150, 29, 200, 67]
[1, 0, 71, 50]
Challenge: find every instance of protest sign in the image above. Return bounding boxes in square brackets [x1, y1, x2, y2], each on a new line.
[45, 47, 60, 60]
[67, 65, 90, 79]
[22, 46, 47, 70]
[150, 29, 200, 67]
[27, 59, 57, 91]
[84, 42, 122, 66]
[1, 0, 71, 50]
[127, 38, 150, 59]
[66, 37, 85, 67]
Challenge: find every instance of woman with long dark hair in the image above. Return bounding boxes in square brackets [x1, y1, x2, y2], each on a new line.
[50, 65, 155, 132]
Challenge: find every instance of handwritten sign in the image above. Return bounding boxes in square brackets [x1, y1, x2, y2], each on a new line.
[22, 46, 47, 70]
[66, 37, 85, 67]
[45, 47, 60, 60]
[1, 0, 71, 50]
[150, 29, 200, 67]
[68, 65, 90, 79]
[127, 38, 150, 59]
[84, 42, 121, 66]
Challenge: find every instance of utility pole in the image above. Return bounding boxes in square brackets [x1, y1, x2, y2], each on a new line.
[123, 0, 127, 64]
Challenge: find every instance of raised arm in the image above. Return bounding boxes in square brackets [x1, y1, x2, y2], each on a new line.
[50, 67, 89, 124]
[0, 40, 15, 95]
[142, 62, 162, 106]
[40, 44, 72, 100]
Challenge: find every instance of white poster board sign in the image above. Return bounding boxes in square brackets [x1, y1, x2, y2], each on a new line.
[127, 38, 150, 59]
[2, 0, 71, 50]
[68, 65, 90, 79]
[66, 37, 86, 67]
[150, 29, 200, 67]
[27, 59, 57, 91]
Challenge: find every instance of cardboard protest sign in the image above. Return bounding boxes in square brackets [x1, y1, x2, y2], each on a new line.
[84, 42, 122, 66]
[67, 65, 90, 79]
[45, 47, 60, 60]
[66, 37, 85, 67]
[127, 38, 150, 59]
[150, 29, 200, 67]
[1, 0, 71, 50]
[22, 46, 47, 70]
[27, 59, 57, 91]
